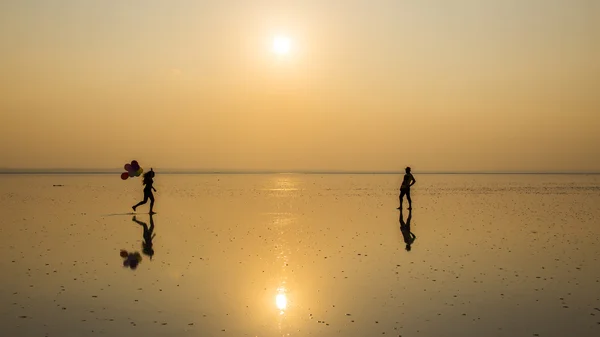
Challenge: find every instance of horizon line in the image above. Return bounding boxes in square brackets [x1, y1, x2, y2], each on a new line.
[1, 168, 599, 175]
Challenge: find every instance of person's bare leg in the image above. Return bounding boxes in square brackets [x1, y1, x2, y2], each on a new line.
[133, 196, 148, 212]
[149, 194, 155, 214]
[398, 190, 406, 209]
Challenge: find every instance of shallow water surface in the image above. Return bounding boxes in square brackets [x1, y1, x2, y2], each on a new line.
[1, 174, 599, 337]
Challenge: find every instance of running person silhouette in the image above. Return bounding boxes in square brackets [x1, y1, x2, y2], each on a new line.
[398, 166, 416, 210]
[132, 168, 157, 214]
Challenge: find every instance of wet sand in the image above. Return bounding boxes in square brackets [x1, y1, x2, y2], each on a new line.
[1, 174, 599, 337]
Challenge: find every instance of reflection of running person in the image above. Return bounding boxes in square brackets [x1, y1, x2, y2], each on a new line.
[132, 168, 157, 214]
[400, 208, 415, 251]
[398, 167, 416, 210]
[132, 214, 155, 259]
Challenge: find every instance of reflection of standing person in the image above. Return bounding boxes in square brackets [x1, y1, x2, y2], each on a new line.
[132, 168, 157, 214]
[400, 208, 415, 251]
[132, 214, 155, 259]
[398, 167, 416, 210]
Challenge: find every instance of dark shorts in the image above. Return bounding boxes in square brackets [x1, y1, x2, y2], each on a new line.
[400, 187, 410, 197]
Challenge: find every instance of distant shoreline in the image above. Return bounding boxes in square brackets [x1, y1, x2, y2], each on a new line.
[1, 170, 599, 175]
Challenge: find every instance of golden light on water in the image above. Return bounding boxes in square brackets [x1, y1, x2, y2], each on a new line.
[275, 292, 287, 311]
[275, 285, 288, 314]
[270, 177, 299, 192]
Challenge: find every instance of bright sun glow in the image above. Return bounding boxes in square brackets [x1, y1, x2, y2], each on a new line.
[275, 293, 287, 311]
[272, 36, 291, 55]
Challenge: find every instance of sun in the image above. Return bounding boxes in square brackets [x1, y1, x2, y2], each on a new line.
[272, 35, 291, 55]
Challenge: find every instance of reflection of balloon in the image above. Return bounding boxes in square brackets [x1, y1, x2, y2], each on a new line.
[122, 251, 143, 269]
[121, 172, 129, 180]
[130, 259, 139, 269]
[131, 160, 140, 171]
[125, 164, 133, 172]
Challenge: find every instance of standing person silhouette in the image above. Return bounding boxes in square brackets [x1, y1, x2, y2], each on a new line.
[400, 208, 416, 251]
[398, 167, 416, 210]
[132, 168, 157, 214]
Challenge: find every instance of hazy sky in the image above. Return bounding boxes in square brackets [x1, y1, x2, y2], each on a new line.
[1, 0, 599, 172]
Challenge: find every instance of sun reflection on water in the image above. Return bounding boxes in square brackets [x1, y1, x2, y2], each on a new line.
[275, 288, 288, 313]
[269, 176, 299, 192]
[267, 177, 298, 330]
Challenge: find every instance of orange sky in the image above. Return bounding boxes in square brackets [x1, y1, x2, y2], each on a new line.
[1, 1, 599, 172]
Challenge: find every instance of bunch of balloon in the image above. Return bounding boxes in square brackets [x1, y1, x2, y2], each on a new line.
[120, 249, 142, 269]
[120, 160, 144, 180]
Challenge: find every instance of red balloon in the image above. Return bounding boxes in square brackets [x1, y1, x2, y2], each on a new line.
[121, 172, 129, 180]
